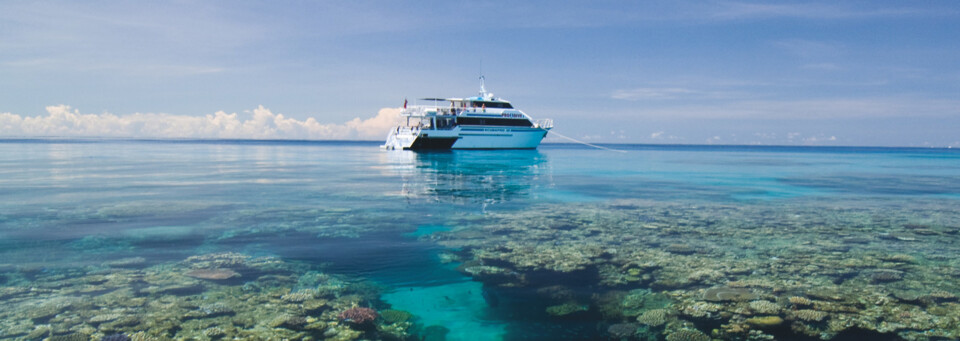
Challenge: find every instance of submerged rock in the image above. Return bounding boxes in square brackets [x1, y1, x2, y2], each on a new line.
[869, 269, 904, 283]
[103, 257, 147, 268]
[701, 286, 757, 302]
[184, 268, 240, 281]
[665, 244, 696, 255]
[607, 322, 638, 339]
[421, 325, 450, 341]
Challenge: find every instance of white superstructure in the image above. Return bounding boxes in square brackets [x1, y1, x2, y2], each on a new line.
[383, 78, 552, 150]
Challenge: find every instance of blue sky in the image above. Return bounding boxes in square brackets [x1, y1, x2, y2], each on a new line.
[1, 1, 958, 146]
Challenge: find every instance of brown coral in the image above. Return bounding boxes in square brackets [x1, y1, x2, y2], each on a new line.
[788, 296, 812, 307]
[636, 309, 668, 327]
[927, 290, 958, 302]
[666, 328, 710, 341]
[793, 309, 828, 322]
[281, 290, 316, 302]
[338, 307, 378, 326]
[748, 300, 781, 314]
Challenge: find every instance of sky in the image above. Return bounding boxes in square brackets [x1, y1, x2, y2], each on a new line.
[1, 1, 959, 146]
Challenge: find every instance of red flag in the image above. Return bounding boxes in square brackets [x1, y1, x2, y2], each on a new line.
[403, 99, 407, 109]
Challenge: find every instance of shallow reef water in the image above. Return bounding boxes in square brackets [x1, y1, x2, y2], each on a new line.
[1, 140, 959, 341]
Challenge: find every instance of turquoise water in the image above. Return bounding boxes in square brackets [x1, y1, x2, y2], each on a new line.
[1, 140, 959, 341]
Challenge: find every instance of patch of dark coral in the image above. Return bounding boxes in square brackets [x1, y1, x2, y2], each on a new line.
[100, 334, 131, 341]
[831, 328, 903, 341]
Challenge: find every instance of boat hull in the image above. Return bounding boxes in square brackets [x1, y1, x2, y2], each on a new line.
[383, 126, 549, 150]
[452, 126, 548, 149]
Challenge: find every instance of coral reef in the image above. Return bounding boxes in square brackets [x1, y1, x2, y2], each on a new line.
[434, 198, 960, 340]
[0, 252, 412, 341]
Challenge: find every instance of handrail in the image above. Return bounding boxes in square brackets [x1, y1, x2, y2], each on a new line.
[535, 119, 554, 129]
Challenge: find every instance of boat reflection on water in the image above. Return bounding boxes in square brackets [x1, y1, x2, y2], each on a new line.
[379, 150, 552, 208]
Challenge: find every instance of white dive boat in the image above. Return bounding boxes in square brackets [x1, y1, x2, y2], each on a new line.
[382, 78, 552, 150]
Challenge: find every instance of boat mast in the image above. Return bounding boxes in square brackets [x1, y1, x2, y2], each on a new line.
[478, 75, 492, 100]
[479, 75, 486, 97]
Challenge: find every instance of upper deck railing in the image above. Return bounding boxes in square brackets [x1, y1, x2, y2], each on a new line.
[402, 106, 517, 118]
[535, 119, 554, 129]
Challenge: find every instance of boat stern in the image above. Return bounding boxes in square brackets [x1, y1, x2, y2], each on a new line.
[383, 126, 460, 150]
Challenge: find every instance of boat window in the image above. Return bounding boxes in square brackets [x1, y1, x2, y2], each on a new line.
[457, 117, 533, 127]
[470, 101, 513, 109]
[436, 117, 456, 130]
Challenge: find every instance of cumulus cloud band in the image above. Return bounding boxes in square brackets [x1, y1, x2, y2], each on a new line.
[0, 105, 401, 140]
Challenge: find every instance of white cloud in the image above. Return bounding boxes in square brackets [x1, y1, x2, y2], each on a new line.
[802, 134, 838, 144]
[778, 132, 839, 145]
[0, 105, 401, 140]
[649, 131, 683, 141]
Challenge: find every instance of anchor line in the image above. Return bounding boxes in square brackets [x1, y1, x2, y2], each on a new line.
[547, 130, 627, 153]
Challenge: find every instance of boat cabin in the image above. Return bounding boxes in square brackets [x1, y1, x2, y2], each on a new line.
[401, 97, 534, 130]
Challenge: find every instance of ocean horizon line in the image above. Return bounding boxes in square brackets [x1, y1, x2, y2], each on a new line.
[0, 136, 957, 152]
